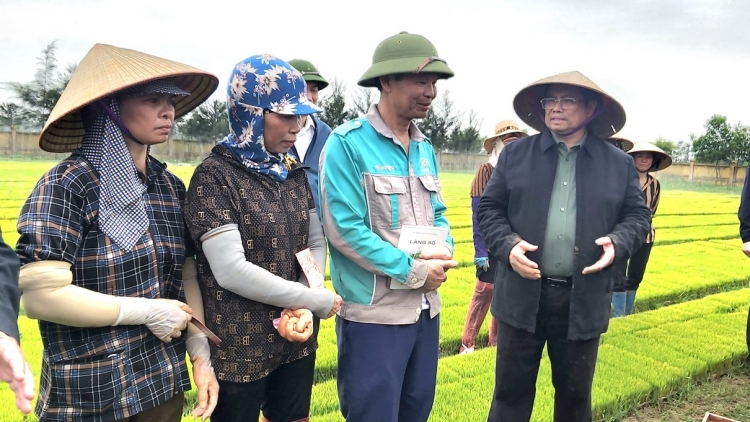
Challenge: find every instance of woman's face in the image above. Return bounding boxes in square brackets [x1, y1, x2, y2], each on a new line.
[263, 111, 302, 154]
[633, 151, 655, 173]
[119, 94, 176, 145]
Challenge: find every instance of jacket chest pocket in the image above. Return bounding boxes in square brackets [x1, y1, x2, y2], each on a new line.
[370, 176, 407, 229]
[416, 175, 441, 226]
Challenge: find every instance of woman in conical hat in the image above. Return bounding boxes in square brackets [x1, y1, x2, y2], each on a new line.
[16, 43, 219, 421]
[460, 120, 527, 355]
[613, 142, 672, 316]
[184, 54, 343, 422]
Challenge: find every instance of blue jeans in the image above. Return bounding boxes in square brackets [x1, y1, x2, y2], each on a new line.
[336, 311, 439, 422]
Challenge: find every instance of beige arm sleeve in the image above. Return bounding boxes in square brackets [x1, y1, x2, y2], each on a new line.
[19, 261, 121, 327]
[182, 257, 206, 339]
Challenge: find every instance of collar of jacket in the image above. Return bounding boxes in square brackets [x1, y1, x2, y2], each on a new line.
[538, 129, 605, 160]
[365, 104, 427, 143]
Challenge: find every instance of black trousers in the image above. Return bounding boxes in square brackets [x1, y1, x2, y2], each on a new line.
[613, 241, 654, 292]
[211, 352, 315, 422]
[488, 284, 600, 422]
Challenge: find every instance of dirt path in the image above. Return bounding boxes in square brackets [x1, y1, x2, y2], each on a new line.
[620, 364, 750, 422]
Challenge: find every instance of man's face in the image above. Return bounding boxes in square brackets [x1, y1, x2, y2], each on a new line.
[543, 84, 597, 136]
[305, 82, 320, 106]
[381, 73, 440, 120]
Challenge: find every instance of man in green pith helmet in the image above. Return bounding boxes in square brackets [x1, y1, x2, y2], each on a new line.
[319, 32, 458, 422]
[287, 59, 332, 216]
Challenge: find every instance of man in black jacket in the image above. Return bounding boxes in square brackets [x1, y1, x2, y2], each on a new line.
[478, 71, 650, 422]
[0, 228, 34, 413]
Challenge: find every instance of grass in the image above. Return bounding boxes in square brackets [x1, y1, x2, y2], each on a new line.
[0, 159, 748, 421]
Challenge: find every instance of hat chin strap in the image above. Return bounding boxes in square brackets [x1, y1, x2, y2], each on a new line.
[537, 108, 603, 137]
[95, 100, 146, 146]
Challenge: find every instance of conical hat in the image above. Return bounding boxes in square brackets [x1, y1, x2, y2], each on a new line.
[628, 142, 673, 171]
[483, 120, 527, 153]
[39, 43, 219, 153]
[607, 132, 634, 152]
[513, 71, 626, 139]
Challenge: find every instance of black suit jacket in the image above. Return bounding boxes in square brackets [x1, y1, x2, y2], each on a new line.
[477, 130, 650, 340]
[0, 228, 20, 341]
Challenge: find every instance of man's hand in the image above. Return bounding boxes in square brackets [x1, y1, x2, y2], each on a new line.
[0, 332, 34, 414]
[418, 245, 452, 260]
[420, 259, 459, 292]
[582, 237, 616, 274]
[742, 241, 750, 258]
[509, 241, 541, 279]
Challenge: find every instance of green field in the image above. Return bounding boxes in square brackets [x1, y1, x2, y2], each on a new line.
[0, 158, 748, 421]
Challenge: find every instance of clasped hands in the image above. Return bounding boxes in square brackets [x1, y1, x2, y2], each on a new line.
[277, 294, 343, 343]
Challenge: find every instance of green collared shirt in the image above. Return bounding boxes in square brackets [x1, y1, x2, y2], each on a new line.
[541, 132, 587, 276]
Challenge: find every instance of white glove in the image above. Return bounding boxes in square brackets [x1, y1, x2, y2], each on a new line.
[186, 334, 212, 367]
[114, 297, 192, 342]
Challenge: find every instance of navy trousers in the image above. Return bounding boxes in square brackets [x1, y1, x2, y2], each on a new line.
[336, 310, 439, 422]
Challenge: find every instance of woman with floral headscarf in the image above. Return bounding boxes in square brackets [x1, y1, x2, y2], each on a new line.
[16, 44, 219, 422]
[184, 54, 343, 422]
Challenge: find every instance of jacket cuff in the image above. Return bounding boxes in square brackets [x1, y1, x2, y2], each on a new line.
[405, 258, 429, 289]
[497, 234, 523, 267]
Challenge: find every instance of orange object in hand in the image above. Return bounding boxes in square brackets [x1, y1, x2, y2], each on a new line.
[276, 309, 313, 342]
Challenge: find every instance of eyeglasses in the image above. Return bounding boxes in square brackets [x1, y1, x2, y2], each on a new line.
[264, 110, 304, 126]
[540, 97, 581, 110]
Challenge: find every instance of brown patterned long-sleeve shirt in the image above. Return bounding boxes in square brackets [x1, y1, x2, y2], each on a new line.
[185, 144, 316, 383]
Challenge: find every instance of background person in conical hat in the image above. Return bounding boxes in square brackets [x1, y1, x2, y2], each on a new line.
[460, 120, 527, 355]
[477, 71, 651, 421]
[15, 43, 220, 422]
[606, 132, 633, 316]
[612, 142, 671, 317]
[607, 133, 634, 152]
[184, 54, 342, 422]
[320, 31, 457, 422]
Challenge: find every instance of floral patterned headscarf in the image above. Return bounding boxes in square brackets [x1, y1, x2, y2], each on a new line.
[218, 54, 321, 182]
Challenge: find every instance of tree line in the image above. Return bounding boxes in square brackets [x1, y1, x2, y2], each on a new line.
[2, 41, 748, 159]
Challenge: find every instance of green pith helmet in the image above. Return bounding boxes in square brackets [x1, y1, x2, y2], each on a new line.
[358, 31, 455, 88]
[288, 59, 329, 90]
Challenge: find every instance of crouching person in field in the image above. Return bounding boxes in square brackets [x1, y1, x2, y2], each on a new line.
[320, 32, 458, 422]
[16, 44, 219, 422]
[478, 71, 651, 422]
[184, 55, 342, 422]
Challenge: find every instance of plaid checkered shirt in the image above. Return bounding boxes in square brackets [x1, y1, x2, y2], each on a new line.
[16, 153, 193, 422]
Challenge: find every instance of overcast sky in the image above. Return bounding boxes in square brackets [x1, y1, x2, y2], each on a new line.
[1, 0, 748, 144]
